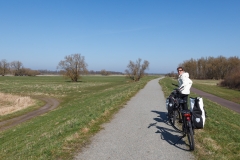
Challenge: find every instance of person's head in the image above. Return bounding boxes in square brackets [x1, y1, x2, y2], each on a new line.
[177, 67, 184, 75]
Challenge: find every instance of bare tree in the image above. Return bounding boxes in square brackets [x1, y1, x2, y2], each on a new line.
[57, 54, 88, 82]
[226, 56, 240, 73]
[197, 57, 207, 79]
[125, 58, 149, 81]
[214, 56, 228, 79]
[0, 59, 10, 76]
[11, 61, 24, 76]
[100, 69, 110, 76]
[179, 58, 197, 79]
[220, 64, 240, 90]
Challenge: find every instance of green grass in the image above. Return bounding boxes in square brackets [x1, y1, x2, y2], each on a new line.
[159, 77, 240, 160]
[0, 75, 159, 160]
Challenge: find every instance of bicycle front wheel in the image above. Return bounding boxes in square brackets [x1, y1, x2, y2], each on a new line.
[168, 110, 177, 125]
[187, 121, 195, 151]
[168, 110, 182, 132]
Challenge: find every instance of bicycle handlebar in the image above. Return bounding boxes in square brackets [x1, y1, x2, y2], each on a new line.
[172, 83, 179, 87]
[172, 83, 184, 91]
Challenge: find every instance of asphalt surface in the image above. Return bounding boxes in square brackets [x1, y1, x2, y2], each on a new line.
[74, 78, 194, 160]
[191, 87, 240, 113]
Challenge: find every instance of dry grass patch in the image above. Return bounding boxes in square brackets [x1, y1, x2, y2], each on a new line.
[0, 93, 36, 115]
[103, 109, 110, 117]
[81, 127, 89, 134]
[203, 137, 222, 151]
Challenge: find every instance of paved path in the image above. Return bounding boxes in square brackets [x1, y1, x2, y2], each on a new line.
[191, 88, 240, 114]
[75, 78, 194, 160]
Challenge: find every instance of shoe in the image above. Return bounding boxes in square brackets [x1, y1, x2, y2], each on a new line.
[179, 119, 183, 123]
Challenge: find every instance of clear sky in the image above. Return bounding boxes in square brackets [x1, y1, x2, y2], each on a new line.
[1, 0, 240, 73]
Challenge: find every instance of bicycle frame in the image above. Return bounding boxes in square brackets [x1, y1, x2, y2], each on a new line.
[167, 84, 195, 150]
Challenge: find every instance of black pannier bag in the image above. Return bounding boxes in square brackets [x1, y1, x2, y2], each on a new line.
[166, 95, 178, 111]
[190, 97, 206, 129]
[166, 89, 179, 111]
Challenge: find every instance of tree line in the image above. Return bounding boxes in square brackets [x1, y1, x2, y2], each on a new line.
[179, 56, 240, 80]
[0, 55, 150, 81]
[175, 56, 240, 90]
[0, 59, 40, 76]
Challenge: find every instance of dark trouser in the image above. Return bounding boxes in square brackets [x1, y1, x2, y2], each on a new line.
[179, 94, 189, 110]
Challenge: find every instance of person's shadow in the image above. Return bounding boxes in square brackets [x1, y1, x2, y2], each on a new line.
[148, 110, 191, 151]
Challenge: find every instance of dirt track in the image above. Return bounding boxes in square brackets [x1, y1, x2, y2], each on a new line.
[0, 97, 59, 132]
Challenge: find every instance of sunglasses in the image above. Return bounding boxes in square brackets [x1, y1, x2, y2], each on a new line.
[178, 70, 183, 72]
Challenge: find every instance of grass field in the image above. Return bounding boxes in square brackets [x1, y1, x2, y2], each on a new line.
[0, 75, 159, 160]
[159, 77, 240, 160]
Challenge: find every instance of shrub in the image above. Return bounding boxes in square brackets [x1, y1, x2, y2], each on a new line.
[220, 65, 240, 90]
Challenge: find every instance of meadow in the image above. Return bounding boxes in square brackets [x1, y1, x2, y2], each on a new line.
[1, 75, 239, 160]
[0, 75, 159, 159]
[159, 77, 240, 160]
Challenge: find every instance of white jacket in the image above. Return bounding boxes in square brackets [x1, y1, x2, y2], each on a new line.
[178, 72, 193, 94]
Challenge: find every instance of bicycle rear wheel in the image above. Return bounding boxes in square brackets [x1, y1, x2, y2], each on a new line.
[187, 121, 195, 151]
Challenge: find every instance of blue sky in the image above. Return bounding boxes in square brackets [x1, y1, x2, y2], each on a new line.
[1, 0, 240, 73]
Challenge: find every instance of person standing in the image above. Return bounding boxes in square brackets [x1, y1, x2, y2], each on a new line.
[177, 67, 193, 110]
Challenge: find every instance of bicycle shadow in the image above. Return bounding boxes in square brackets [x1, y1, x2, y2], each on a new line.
[148, 110, 191, 151]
